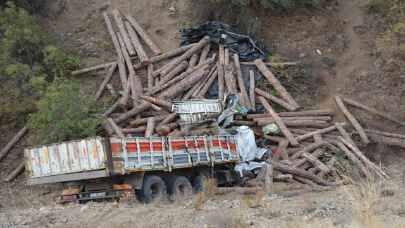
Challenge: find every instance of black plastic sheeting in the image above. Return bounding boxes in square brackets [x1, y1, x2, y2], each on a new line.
[180, 21, 268, 62]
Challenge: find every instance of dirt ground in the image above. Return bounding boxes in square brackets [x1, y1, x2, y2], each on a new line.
[1, 0, 405, 227]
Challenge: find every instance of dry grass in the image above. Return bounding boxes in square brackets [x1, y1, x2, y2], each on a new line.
[193, 178, 217, 210]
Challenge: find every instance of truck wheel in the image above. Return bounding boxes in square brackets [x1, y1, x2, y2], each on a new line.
[167, 176, 192, 201]
[140, 175, 167, 203]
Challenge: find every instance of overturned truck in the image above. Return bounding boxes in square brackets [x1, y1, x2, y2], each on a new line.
[25, 135, 240, 203]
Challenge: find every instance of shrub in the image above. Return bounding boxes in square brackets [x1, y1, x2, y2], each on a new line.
[28, 80, 102, 144]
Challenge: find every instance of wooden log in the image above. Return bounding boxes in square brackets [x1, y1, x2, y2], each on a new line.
[125, 21, 148, 63]
[125, 14, 161, 55]
[301, 152, 330, 174]
[367, 132, 405, 148]
[258, 119, 330, 128]
[296, 125, 338, 142]
[333, 140, 371, 178]
[335, 96, 369, 144]
[254, 59, 300, 110]
[343, 97, 405, 126]
[72, 61, 116, 76]
[241, 61, 300, 67]
[159, 113, 177, 125]
[0, 126, 28, 162]
[255, 88, 297, 111]
[249, 70, 256, 111]
[106, 83, 118, 97]
[147, 64, 154, 90]
[218, 45, 225, 101]
[112, 9, 135, 56]
[224, 64, 237, 94]
[160, 36, 210, 76]
[233, 54, 251, 108]
[272, 161, 335, 186]
[278, 109, 334, 117]
[146, 101, 163, 112]
[187, 54, 199, 71]
[219, 44, 225, 65]
[290, 141, 328, 160]
[262, 135, 286, 143]
[159, 66, 208, 99]
[5, 162, 25, 182]
[114, 102, 150, 124]
[107, 118, 125, 138]
[160, 61, 188, 84]
[133, 44, 195, 69]
[130, 114, 168, 126]
[122, 127, 147, 134]
[254, 116, 332, 123]
[196, 67, 218, 98]
[95, 63, 117, 101]
[103, 12, 128, 94]
[335, 122, 356, 146]
[145, 117, 155, 137]
[224, 48, 230, 66]
[259, 96, 299, 146]
[365, 129, 405, 139]
[198, 44, 211, 65]
[117, 33, 143, 103]
[339, 137, 388, 179]
[278, 139, 289, 160]
[183, 79, 204, 100]
[141, 95, 172, 110]
[156, 123, 179, 136]
[103, 99, 120, 118]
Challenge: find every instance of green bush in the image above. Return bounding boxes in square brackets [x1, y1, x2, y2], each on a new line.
[28, 80, 102, 144]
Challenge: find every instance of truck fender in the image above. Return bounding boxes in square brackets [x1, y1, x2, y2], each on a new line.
[124, 172, 145, 190]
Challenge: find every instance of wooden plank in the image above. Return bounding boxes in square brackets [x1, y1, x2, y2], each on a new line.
[335, 96, 369, 144]
[254, 59, 299, 110]
[125, 14, 162, 55]
[0, 126, 28, 162]
[259, 96, 299, 146]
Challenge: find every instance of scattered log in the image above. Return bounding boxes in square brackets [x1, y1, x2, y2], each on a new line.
[141, 95, 172, 110]
[218, 44, 225, 101]
[296, 125, 338, 142]
[339, 137, 388, 179]
[335, 122, 356, 147]
[95, 63, 117, 100]
[117, 33, 143, 102]
[241, 61, 300, 67]
[367, 132, 405, 149]
[335, 96, 369, 144]
[262, 135, 286, 143]
[188, 54, 199, 71]
[254, 88, 298, 111]
[72, 61, 116, 76]
[145, 117, 155, 137]
[5, 162, 25, 182]
[258, 119, 329, 128]
[272, 161, 335, 186]
[224, 48, 230, 65]
[233, 54, 251, 108]
[342, 97, 405, 126]
[159, 61, 188, 84]
[0, 126, 28, 162]
[103, 99, 120, 117]
[160, 36, 210, 76]
[106, 83, 118, 97]
[194, 66, 217, 98]
[122, 127, 147, 134]
[130, 114, 168, 126]
[125, 21, 148, 63]
[259, 96, 299, 146]
[112, 9, 135, 56]
[365, 129, 405, 139]
[254, 59, 300, 110]
[301, 152, 330, 174]
[125, 14, 161, 55]
[156, 123, 179, 135]
[274, 174, 293, 182]
[278, 139, 290, 160]
[103, 12, 128, 99]
[249, 70, 256, 111]
[133, 44, 195, 69]
[147, 64, 154, 90]
[333, 140, 371, 178]
[159, 113, 177, 125]
[107, 118, 125, 138]
[279, 109, 334, 117]
[290, 141, 328, 160]
[198, 44, 211, 65]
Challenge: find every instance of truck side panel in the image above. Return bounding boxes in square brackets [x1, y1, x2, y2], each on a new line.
[26, 137, 108, 180]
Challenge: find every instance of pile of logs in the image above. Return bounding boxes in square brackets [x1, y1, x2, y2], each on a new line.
[2, 9, 405, 186]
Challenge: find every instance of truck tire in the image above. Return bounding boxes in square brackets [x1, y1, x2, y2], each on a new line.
[139, 175, 167, 203]
[167, 176, 192, 201]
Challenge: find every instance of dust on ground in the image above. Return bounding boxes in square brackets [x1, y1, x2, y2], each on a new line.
[1, 0, 405, 227]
